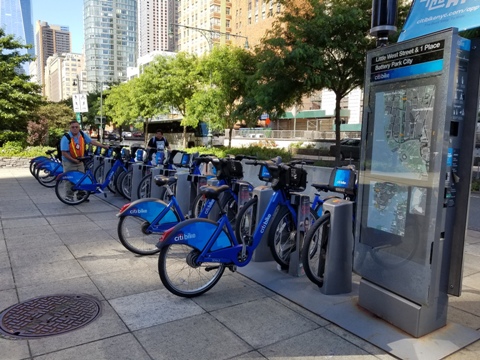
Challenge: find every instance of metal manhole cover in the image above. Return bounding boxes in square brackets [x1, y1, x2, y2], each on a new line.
[0, 294, 102, 339]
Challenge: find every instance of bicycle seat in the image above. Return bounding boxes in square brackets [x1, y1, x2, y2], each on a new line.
[46, 149, 56, 155]
[199, 184, 230, 200]
[154, 175, 177, 187]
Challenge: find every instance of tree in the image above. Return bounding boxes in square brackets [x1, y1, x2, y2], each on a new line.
[256, 0, 375, 164]
[185, 46, 257, 147]
[0, 28, 43, 131]
[142, 52, 200, 147]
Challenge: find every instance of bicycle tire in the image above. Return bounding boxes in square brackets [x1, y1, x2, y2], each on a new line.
[117, 215, 161, 255]
[268, 206, 318, 270]
[137, 174, 152, 199]
[55, 178, 91, 205]
[115, 169, 128, 198]
[190, 193, 208, 218]
[234, 197, 257, 245]
[158, 243, 225, 297]
[219, 193, 238, 227]
[35, 166, 57, 187]
[301, 213, 330, 287]
[120, 169, 133, 200]
[161, 182, 176, 202]
[30, 157, 48, 177]
[94, 163, 105, 183]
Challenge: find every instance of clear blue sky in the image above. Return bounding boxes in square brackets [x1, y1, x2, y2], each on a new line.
[32, 0, 84, 53]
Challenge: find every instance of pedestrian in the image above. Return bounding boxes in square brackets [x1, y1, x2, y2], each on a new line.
[147, 129, 171, 162]
[60, 120, 109, 201]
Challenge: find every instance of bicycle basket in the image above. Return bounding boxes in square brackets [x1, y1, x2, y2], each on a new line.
[215, 159, 243, 180]
[286, 166, 308, 192]
[258, 165, 272, 182]
[328, 167, 356, 195]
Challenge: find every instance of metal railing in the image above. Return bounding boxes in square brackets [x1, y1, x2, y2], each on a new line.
[229, 128, 361, 140]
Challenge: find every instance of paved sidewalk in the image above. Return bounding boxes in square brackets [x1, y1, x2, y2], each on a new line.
[1, 167, 480, 360]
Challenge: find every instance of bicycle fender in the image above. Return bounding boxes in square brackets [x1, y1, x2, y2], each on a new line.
[158, 218, 232, 252]
[118, 198, 179, 224]
[57, 171, 93, 185]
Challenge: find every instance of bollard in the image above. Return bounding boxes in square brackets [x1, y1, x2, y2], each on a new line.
[288, 193, 311, 277]
[130, 163, 144, 201]
[175, 170, 191, 215]
[150, 167, 163, 199]
[319, 198, 353, 295]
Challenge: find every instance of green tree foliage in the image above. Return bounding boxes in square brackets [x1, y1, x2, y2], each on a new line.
[255, 0, 375, 164]
[0, 28, 43, 131]
[185, 46, 256, 147]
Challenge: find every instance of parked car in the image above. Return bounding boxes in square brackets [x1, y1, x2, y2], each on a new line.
[122, 131, 132, 138]
[132, 131, 144, 138]
[104, 131, 121, 141]
[329, 138, 361, 160]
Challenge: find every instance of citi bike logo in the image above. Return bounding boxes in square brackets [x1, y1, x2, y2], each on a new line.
[173, 232, 196, 242]
[129, 208, 147, 214]
[260, 214, 272, 234]
[203, 199, 214, 214]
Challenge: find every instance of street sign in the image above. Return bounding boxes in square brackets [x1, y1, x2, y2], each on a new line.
[95, 116, 106, 125]
[72, 94, 88, 113]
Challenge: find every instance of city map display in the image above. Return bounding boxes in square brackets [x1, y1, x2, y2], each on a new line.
[371, 85, 435, 180]
[367, 85, 435, 236]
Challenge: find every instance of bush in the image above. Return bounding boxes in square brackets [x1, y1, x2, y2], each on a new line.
[0, 131, 26, 147]
[0, 144, 55, 157]
[183, 145, 291, 161]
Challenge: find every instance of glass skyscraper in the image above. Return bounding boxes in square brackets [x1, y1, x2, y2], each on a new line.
[84, 0, 137, 90]
[0, 0, 34, 73]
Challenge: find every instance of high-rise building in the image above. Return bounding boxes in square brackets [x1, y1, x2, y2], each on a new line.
[84, 0, 137, 91]
[44, 52, 85, 102]
[138, 0, 176, 56]
[0, 0, 35, 73]
[35, 21, 71, 95]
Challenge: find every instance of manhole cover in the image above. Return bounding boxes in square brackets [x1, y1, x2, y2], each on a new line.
[0, 294, 102, 339]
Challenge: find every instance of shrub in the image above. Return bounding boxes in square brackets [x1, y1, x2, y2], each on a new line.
[27, 118, 49, 146]
[0, 131, 26, 147]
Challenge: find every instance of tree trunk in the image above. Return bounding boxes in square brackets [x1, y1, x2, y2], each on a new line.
[334, 94, 342, 167]
[228, 127, 233, 148]
[183, 126, 187, 149]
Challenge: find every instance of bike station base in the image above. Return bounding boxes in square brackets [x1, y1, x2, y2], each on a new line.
[237, 261, 480, 360]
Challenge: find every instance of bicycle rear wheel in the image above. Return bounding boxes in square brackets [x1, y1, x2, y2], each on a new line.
[120, 169, 133, 200]
[301, 213, 330, 287]
[158, 243, 225, 297]
[268, 206, 318, 270]
[117, 215, 160, 255]
[234, 197, 257, 245]
[35, 166, 57, 187]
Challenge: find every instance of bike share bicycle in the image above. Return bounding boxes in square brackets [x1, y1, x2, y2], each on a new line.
[55, 145, 128, 205]
[189, 155, 256, 226]
[117, 161, 230, 255]
[301, 166, 357, 287]
[235, 159, 318, 270]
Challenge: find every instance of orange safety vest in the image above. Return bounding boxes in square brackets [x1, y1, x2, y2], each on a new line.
[69, 134, 85, 159]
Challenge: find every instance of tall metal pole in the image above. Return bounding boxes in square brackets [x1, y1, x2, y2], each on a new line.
[100, 82, 103, 143]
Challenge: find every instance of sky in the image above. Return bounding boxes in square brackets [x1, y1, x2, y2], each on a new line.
[31, 0, 84, 53]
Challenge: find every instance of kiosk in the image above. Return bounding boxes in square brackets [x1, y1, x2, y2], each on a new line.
[354, 29, 480, 337]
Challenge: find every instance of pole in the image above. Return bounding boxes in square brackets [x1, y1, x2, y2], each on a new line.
[100, 82, 103, 143]
[76, 74, 82, 129]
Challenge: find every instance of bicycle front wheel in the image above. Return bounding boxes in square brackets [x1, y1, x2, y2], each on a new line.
[269, 206, 318, 270]
[137, 174, 152, 199]
[55, 178, 90, 205]
[158, 243, 225, 297]
[234, 197, 257, 245]
[117, 215, 160, 255]
[190, 193, 207, 218]
[35, 166, 57, 187]
[120, 169, 133, 200]
[301, 213, 330, 287]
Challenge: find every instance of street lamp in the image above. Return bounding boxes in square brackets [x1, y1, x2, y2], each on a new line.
[169, 23, 249, 52]
[73, 77, 106, 143]
[169, 24, 249, 147]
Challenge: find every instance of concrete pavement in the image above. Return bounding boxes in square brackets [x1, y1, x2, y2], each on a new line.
[1, 167, 480, 359]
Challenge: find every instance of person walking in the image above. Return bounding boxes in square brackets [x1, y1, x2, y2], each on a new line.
[147, 129, 171, 163]
[60, 120, 109, 200]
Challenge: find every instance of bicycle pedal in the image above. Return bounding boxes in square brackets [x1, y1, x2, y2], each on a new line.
[228, 265, 237, 272]
[104, 193, 107, 198]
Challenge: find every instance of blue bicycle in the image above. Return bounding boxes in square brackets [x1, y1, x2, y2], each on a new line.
[155, 160, 313, 297]
[235, 159, 319, 269]
[117, 172, 228, 255]
[54, 145, 128, 205]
